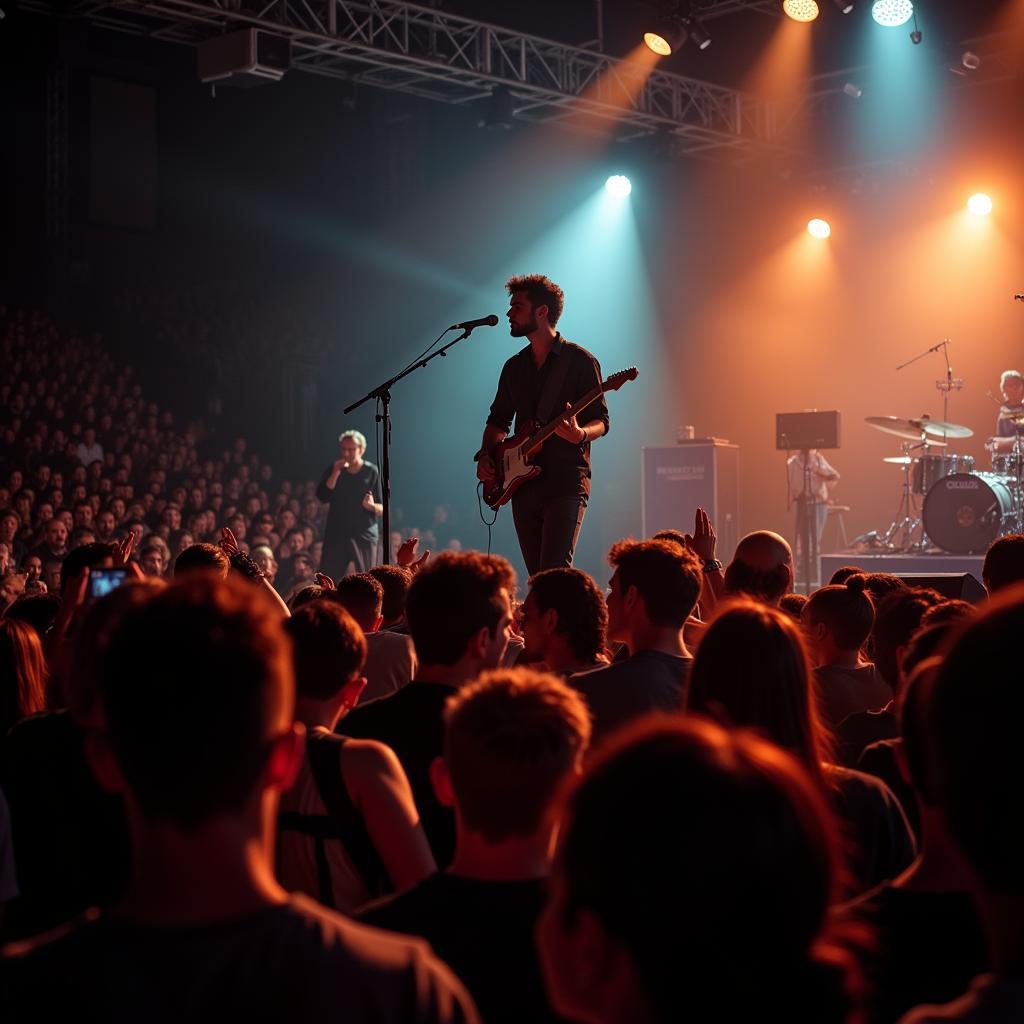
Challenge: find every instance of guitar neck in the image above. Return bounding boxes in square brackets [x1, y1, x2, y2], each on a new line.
[526, 385, 604, 453]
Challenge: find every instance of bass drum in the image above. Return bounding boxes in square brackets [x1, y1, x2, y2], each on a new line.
[923, 473, 1016, 554]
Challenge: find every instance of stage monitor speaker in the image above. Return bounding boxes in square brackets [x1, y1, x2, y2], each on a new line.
[895, 572, 987, 604]
[776, 410, 841, 451]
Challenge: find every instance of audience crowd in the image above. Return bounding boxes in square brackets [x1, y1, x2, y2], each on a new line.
[4, 307, 1024, 1021]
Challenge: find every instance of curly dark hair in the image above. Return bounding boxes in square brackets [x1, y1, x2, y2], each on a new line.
[506, 274, 565, 326]
[608, 538, 701, 629]
[528, 568, 607, 664]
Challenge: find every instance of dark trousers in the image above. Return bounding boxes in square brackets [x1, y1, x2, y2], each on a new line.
[322, 536, 377, 580]
[511, 486, 587, 576]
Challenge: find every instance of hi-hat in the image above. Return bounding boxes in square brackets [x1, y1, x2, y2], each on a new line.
[921, 419, 973, 439]
[865, 415, 933, 441]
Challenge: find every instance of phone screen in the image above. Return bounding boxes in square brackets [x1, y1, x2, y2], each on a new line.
[88, 568, 129, 600]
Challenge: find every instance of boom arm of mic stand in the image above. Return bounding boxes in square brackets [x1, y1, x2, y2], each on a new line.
[342, 326, 480, 563]
[895, 338, 949, 371]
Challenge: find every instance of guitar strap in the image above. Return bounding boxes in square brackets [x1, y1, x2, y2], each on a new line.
[535, 338, 575, 426]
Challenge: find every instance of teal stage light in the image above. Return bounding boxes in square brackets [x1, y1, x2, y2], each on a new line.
[605, 175, 633, 198]
[871, 0, 913, 27]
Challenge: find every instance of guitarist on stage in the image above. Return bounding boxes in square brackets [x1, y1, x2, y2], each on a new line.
[475, 274, 609, 574]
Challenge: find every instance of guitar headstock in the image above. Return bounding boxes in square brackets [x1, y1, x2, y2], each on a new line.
[603, 367, 639, 392]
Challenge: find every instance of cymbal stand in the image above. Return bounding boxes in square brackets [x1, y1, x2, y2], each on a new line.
[881, 441, 922, 552]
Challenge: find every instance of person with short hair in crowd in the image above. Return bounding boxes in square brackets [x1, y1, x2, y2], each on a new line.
[837, 587, 945, 768]
[981, 533, 1024, 594]
[342, 551, 516, 866]
[363, 565, 418, 703]
[802, 575, 892, 730]
[570, 539, 698, 741]
[277, 601, 435, 913]
[360, 667, 591, 1023]
[519, 567, 608, 677]
[1, 575, 477, 1023]
[536, 716, 864, 1023]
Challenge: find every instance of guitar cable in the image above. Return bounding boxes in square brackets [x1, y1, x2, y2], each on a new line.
[476, 481, 499, 555]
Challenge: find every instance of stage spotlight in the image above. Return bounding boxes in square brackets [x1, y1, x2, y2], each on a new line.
[807, 218, 832, 239]
[871, 0, 913, 27]
[783, 0, 820, 22]
[843, 82, 863, 98]
[605, 175, 633, 198]
[644, 17, 687, 56]
[685, 16, 712, 50]
[967, 193, 993, 217]
[834, 0, 855, 12]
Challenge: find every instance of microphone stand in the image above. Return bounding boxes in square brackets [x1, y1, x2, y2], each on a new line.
[344, 325, 480, 565]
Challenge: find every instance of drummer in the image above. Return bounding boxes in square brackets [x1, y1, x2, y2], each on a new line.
[989, 370, 1024, 455]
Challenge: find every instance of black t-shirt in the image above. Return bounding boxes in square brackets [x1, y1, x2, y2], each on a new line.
[486, 336, 610, 499]
[359, 874, 566, 1024]
[836, 706, 899, 768]
[825, 764, 916, 895]
[316, 460, 381, 546]
[340, 681, 457, 868]
[0, 711, 131, 941]
[850, 885, 989, 1024]
[1, 894, 477, 1024]
[570, 650, 692, 742]
[857, 738, 920, 842]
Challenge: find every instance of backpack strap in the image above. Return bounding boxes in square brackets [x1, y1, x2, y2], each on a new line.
[276, 731, 388, 907]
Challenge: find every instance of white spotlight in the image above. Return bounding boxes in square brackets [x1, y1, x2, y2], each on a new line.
[605, 175, 633, 198]
[807, 218, 832, 239]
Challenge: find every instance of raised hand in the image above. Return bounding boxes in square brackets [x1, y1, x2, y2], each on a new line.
[362, 491, 377, 512]
[314, 572, 336, 590]
[689, 507, 717, 563]
[113, 531, 135, 567]
[219, 526, 240, 556]
[396, 537, 430, 573]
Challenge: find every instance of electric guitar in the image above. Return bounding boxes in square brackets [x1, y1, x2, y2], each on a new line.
[483, 367, 639, 510]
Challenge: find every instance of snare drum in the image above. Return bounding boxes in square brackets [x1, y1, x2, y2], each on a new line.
[922, 472, 1017, 554]
[992, 453, 1021, 477]
[912, 454, 975, 496]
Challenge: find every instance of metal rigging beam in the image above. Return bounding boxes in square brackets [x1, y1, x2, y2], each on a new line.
[20, 0, 784, 159]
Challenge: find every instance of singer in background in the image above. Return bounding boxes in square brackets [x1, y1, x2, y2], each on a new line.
[316, 429, 383, 578]
[787, 449, 840, 561]
[476, 274, 609, 575]
[988, 369, 1024, 454]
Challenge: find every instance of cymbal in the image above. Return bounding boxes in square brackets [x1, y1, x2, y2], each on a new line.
[883, 456, 915, 465]
[865, 415, 930, 441]
[921, 419, 974, 439]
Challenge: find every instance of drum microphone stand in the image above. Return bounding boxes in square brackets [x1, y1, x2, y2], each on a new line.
[895, 339, 964, 442]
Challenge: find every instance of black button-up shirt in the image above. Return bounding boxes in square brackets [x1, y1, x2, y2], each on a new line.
[486, 334, 610, 499]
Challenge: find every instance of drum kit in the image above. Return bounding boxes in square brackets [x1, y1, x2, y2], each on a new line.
[867, 413, 1023, 554]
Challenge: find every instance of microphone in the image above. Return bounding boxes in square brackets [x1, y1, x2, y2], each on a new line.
[449, 314, 499, 332]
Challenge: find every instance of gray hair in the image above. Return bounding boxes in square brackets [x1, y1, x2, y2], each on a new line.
[338, 429, 367, 449]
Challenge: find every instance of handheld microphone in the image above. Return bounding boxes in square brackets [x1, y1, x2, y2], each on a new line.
[449, 314, 499, 331]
